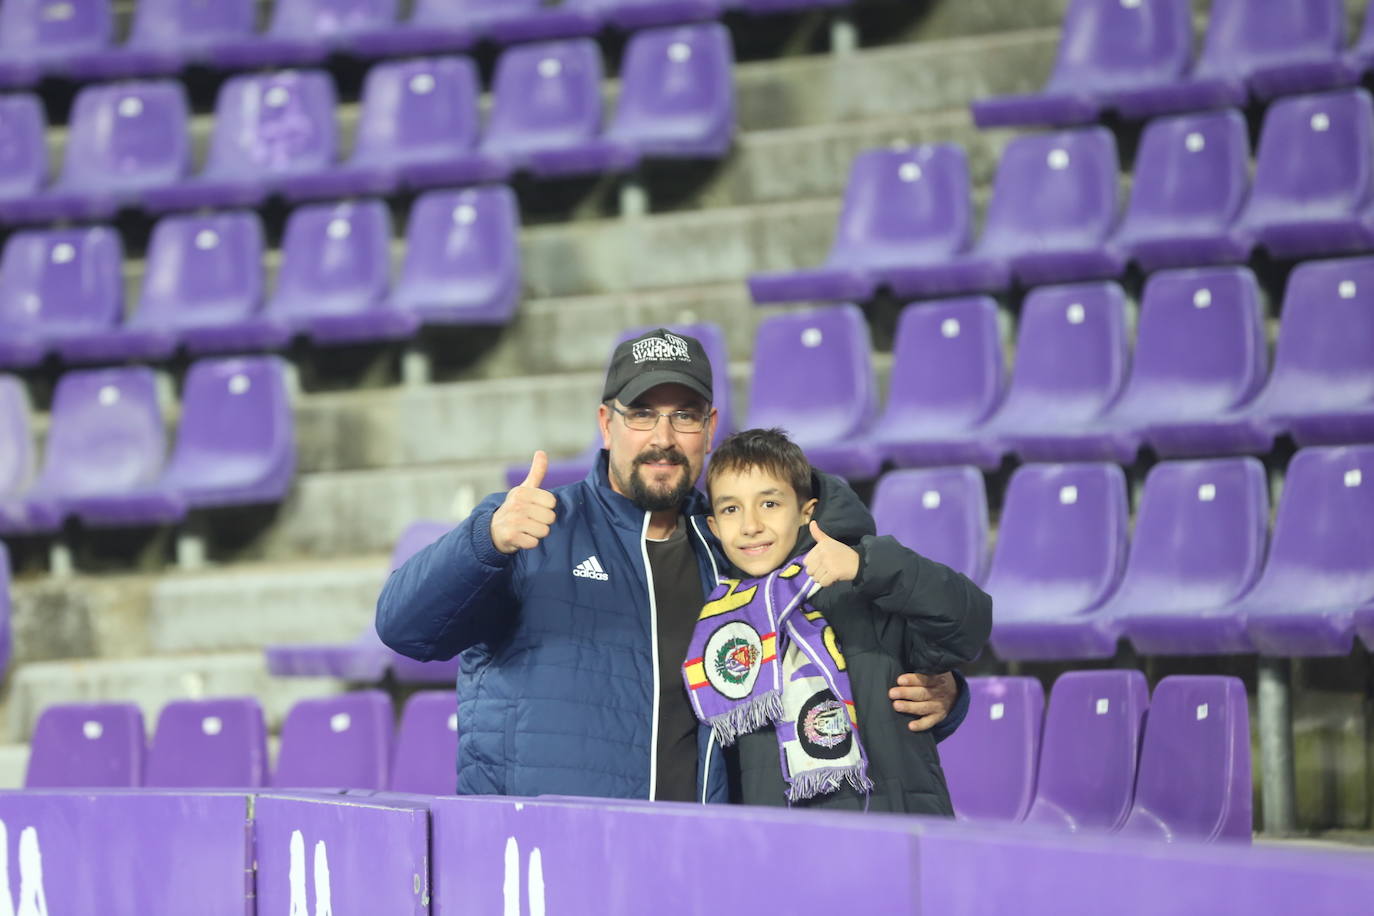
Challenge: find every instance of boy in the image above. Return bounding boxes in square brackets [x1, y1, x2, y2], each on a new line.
[687, 428, 992, 813]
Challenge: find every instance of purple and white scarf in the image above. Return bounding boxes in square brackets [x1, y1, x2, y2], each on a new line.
[682, 556, 871, 801]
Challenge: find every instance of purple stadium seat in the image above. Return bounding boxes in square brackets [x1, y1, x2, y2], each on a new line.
[24, 702, 145, 788]
[211, 0, 399, 69]
[597, 0, 723, 30]
[1109, 0, 1355, 119]
[267, 200, 416, 346]
[1005, 267, 1267, 465]
[161, 357, 296, 509]
[868, 297, 1006, 469]
[9, 81, 190, 225]
[0, 0, 113, 88]
[389, 186, 521, 326]
[481, 40, 630, 178]
[57, 211, 271, 365]
[971, 0, 1192, 129]
[349, 0, 483, 57]
[504, 322, 734, 489]
[1104, 458, 1270, 657]
[273, 690, 393, 789]
[1024, 670, 1148, 832]
[603, 24, 735, 167]
[1149, 256, 1374, 457]
[292, 57, 502, 201]
[70, 0, 256, 79]
[870, 467, 989, 584]
[936, 676, 1044, 822]
[884, 128, 1121, 298]
[0, 95, 48, 212]
[0, 227, 124, 370]
[1109, 110, 1253, 273]
[748, 144, 972, 305]
[985, 463, 1129, 661]
[1235, 89, 1374, 260]
[24, 367, 179, 531]
[144, 70, 339, 214]
[0, 376, 35, 511]
[144, 697, 268, 788]
[388, 691, 459, 794]
[1119, 676, 1252, 842]
[745, 305, 878, 479]
[267, 520, 451, 680]
[1243, 445, 1374, 657]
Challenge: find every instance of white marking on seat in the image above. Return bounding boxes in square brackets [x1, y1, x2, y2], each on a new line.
[899, 162, 922, 182]
[98, 385, 120, 406]
[447, 713, 458, 732]
[453, 204, 477, 225]
[668, 42, 691, 63]
[1198, 483, 1216, 502]
[326, 218, 351, 240]
[1184, 131, 1205, 153]
[265, 86, 290, 108]
[941, 318, 961, 338]
[82, 721, 103, 740]
[1095, 698, 1110, 715]
[228, 373, 251, 395]
[1345, 469, 1363, 488]
[201, 716, 223, 736]
[1339, 280, 1357, 299]
[50, 243, 74, 264]
[1310, 112, 1330, 132]
[1066, 303, 1085, 324]
[989, 702, 1005, 721]
[921, 490, 941, 510]
[328, 713, 351, 733]
[1193, 288, 1212, 308]
[1047, 148, 1069, 170]
[1059, 485, 1078, 505]
[195, 229, 220, 250]
[1196, 703, 1209, 721]
[409, 73, 435, 94]
[118, 97, 143, 118]
[800, 328, 823, 348]
[537, 58, 562, 78]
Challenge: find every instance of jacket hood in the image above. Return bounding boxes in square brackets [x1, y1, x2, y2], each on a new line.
[716, 469, 876, 578]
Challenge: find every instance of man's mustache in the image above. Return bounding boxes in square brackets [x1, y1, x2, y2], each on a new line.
[633, 448, 689, 468]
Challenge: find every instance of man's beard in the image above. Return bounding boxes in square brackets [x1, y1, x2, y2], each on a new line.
[620, 447, 694, 512]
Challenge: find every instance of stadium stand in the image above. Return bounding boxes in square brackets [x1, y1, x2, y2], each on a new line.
[144, 696, 269, 788]
[24, 701, 144, 788]
[938, 676, 1044, 823]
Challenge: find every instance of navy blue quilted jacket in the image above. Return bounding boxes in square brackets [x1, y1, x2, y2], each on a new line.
[375, 452, 732, 801]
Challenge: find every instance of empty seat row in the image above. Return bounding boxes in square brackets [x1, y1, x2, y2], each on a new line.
[0, 0, 817, 84]
[747, 266, 1373, 479]
[752, 93, 1374, 305]
[0, 357, 294, 536]
[23, 690, 458, 795]
[0, 26, 733, 226]
[939, 672, 1251, 843]
[973, 0, 1374, 128]
[0, 188, 518, 367]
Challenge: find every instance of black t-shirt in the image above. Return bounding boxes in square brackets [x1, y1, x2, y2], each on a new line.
[647, 517, 705, 802]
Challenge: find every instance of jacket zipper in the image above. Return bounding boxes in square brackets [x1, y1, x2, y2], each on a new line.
[640, 511, 661, 801]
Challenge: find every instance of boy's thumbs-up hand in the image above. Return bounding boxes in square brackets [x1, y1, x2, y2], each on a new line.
[491, 450, 558, 555]
[803, 521, 860, 588]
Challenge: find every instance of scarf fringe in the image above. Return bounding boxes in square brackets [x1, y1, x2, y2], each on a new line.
[707, 691, 783, 746]
[785, 765, 875, 802]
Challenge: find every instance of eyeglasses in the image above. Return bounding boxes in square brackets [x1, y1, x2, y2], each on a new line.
[609, 403, 709, 433]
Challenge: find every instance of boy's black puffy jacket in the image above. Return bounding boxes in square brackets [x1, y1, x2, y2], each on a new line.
[730, 471, 993, 814]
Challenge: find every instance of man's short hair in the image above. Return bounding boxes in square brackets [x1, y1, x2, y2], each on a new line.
[706, 428, 813, 505]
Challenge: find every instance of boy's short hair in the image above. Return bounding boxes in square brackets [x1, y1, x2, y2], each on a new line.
[706, 428, 813, 505]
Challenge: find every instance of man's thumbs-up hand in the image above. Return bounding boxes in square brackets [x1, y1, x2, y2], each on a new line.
[803, 520, 861, 588]
[491, 450, 558, 555]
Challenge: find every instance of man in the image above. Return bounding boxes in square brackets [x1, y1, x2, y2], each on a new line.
[376, 328, 966, 801]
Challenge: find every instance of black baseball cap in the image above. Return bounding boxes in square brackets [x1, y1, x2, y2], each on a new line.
[602, 328, 713, 406]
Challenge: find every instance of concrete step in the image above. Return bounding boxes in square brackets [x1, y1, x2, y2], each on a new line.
[0, 745, 29, 790]
[6, 652, 343, 743]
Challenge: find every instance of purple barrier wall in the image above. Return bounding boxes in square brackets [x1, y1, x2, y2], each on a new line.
[254, 793, 430, 915]
[0, 790, 251, 915]
[430, 795, 921, 914]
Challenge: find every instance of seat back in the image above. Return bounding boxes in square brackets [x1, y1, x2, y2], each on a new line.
[34, 367, 166, 499]
[205, 70, 339, 179]
[137, 211, 265, 328]
[1044, 0, 1191, 91]
[25, 702, 145, 788]
[984, 462, 1128, 622]
[1194, 0, 1345, 80]
[1024, 670, 1149, 831]
[1118, 110, 1250, 239]
[270, 200, 391, 318]
[876, 297, 1003, 435]
[485, 40, 604, 152]
[0, 95, 47, 198]
[745, 305, 876, 447]
[60, 81, 191, 192]
[871, 467, 989, 583]
[937, 676, 1044, 821]
[268, 0, 398, 38]
[0, 0, 112, 58]
[1119, 675, 1252, 842]
[127, 0, 255, 49]
[388, 691, 459, 794]
[977, 127, 1119, 257]
[1109, 266, 1268, 424]
[145, 697, 269, 788]
[353, 56, 482, 164]
[611, 23, 734, 139]
[0, 228, 124, 335]
[1264, 256, 1374, 411]
[273, 691, 393, 789]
